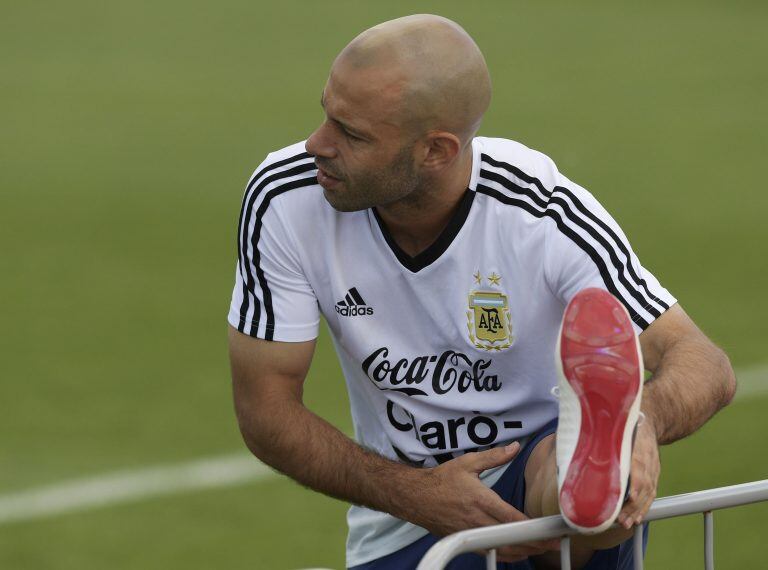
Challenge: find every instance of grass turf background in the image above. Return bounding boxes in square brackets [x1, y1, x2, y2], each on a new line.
[1, 0, 766, 568]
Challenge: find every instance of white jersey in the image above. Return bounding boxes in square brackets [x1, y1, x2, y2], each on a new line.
[228, 136, 676, 567]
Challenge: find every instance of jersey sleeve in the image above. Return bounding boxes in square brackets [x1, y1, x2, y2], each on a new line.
[542, 171, 676, 333]
[228, 156, 320, 342]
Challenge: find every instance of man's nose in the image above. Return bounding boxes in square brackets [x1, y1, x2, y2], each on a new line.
[305, 122, 337, 158]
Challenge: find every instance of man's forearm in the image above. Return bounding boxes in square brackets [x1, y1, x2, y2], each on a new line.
[642, 336, 736, 444]
[236, 393, 427, 520]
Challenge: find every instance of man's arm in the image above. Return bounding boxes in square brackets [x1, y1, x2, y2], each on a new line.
[618, 304, 737, 528]
[228, 326, 558, 561]
[640, 304, 737, 443]
[229, 326, 423, 519]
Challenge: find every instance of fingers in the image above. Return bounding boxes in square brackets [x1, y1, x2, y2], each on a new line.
[619, 475, 648, 528]
[619, 479, 656, 528]
[618, 425, 660, 528]
[631, 458, 659, 524]
[464, 442, 521, 473]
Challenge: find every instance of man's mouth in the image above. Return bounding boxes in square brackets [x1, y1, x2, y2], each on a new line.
[318, 167, 341, 181]
[316, 163, 343, 189]
[315, 161, 342, 181]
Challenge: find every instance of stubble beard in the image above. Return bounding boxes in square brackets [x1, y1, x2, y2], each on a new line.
[323, 146, 421, 213]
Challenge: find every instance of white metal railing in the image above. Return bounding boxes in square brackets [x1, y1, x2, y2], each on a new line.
[417, 479, 768, 570]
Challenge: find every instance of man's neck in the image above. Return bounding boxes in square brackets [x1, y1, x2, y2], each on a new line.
[375, 148, 474, 258]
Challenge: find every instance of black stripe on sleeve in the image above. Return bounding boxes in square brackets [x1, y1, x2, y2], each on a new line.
[482, 169, 661, 319]
[237, 152, 312, 269]
[554, 186, 670, 311]
[482, 154, 552, 201]
[480, 155, 669, 315]
[247, 175, 319, 340]
[475, 183, 651, 329]
[236, 152, 313, 336]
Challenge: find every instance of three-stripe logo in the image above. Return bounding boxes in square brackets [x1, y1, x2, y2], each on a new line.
[335, 287, 374, 317]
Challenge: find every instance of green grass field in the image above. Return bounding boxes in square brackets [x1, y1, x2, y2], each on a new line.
[1, 0, 766, 568]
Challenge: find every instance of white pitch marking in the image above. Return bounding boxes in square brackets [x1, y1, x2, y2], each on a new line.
[0, 454, 273, 525]
[0, 364, 765, 526]
[734, 363, 768, 401]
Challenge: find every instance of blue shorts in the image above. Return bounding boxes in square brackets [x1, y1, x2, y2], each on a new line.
[350, 418, 648, 570]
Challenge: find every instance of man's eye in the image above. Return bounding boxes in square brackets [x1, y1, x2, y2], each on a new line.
[344, 130, 362, 141]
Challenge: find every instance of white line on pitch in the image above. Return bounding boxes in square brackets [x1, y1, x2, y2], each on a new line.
[0, 454, 273, 525]
[734, 363, 768, 401]
[0, 364, 765, 526]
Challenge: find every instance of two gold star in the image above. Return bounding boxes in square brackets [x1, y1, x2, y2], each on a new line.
[473, 271, 502, 286]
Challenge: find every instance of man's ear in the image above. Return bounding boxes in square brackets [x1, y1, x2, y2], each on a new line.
[420, 131, 461, 171]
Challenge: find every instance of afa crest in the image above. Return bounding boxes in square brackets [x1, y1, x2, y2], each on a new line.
[467, 272, 514, 351]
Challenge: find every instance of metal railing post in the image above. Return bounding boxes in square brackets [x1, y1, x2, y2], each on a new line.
[485, 548, 496, 570]
[560, 535, 571, 570]
[633, 524, 644, 570]
[704, 511, 714, 570]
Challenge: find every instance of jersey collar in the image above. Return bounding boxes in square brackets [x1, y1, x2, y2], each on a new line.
[370, 139, 480, 273]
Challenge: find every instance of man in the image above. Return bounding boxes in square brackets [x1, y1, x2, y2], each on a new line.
[228, 14, 735, 569]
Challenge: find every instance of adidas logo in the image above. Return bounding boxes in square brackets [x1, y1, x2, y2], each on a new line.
[335, 287, 374, 317]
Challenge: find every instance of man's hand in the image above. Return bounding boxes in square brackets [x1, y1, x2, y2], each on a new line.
[617, 418, 660, 529]
[406, 443, 560, 563]
[617, 303, 737, 528]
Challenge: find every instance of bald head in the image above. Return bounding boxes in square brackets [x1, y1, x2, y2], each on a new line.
[306, 15, 491, 212]
[334, 14, 491, 145]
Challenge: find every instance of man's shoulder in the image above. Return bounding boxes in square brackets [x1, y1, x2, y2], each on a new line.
[239, 140, 352, 255]
[242, 139, 324, 213]
[474, 136, 560, 192]
[259, 139, 312, 165]
[248, 139, 314, 182]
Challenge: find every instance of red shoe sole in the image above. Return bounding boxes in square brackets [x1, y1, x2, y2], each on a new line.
[559, 288, 641, 530]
